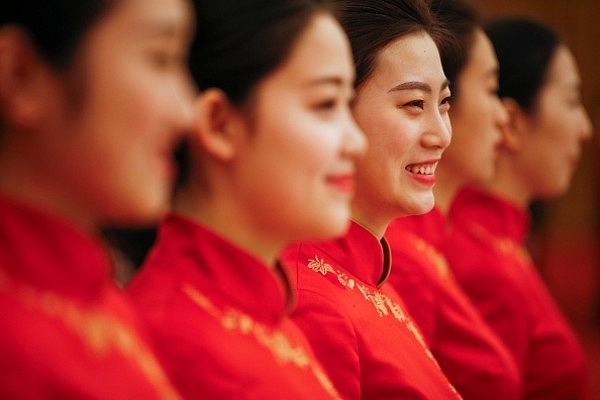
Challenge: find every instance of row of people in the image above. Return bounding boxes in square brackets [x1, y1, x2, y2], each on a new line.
[0, 0, 590, 398]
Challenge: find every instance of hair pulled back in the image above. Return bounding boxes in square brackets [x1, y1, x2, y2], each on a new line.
[485, 17, 562, 112]
[0, 0, 116, 68]
[332, 0, 447, 89]
[189, 0, 334, 104]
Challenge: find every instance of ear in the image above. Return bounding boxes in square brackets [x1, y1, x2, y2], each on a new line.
[500, 97, 528, 153]
[0, 27, 55, 132]
[190, 88, 247, 162]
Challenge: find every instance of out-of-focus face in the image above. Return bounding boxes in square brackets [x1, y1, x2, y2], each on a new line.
[233, 13, 366, 241]
[441, 29, 507, 189]
[45, 0, 196, 226]
[517, 45, 592, 199]
[351, 31, 452, 224]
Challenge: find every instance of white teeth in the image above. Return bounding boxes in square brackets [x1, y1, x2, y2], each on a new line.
[406, 164, 436, 175]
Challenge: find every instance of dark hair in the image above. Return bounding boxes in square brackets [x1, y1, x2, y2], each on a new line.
[332, 0, 448, 89]
[485, 17, 562, 112]
[189, 0, 334, 105]
[0, 0, 116, 68]
[428, 0, 479, 100]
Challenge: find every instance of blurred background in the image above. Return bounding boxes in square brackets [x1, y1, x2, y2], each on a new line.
[476, 0, 600, 396]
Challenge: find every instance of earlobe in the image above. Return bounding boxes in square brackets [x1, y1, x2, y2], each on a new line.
[191, 88, 246, 161]
[0, 27, 53, 132]
[500, 97, 527, 153]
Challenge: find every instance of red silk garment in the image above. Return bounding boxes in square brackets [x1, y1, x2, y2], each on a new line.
[128, 214, 341, 399]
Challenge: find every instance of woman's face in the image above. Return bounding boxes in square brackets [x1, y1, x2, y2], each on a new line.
[441, 29, 507, 189]
[46, 0, 196, 226]
[233, 14, 366, 241]
[351, 31, 452, 223]
[517, 45, 592, 199]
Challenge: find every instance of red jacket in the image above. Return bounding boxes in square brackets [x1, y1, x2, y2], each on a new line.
[386, 211, 521, 399]
[0, 196, 178, 399]
[447, 188, 588, 399]
[128, 214, 341, 399]
[282, 221, 461, 400]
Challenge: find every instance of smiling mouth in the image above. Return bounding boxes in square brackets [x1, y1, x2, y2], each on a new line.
[405, 162, 438, 175]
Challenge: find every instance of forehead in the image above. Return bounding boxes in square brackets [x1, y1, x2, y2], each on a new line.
[261, 13, 354, 88]
[466, 30, 498, 74]
[103, 0, 194, 38]
[372, 32, 445, 86]
[545, 45, 580, 88]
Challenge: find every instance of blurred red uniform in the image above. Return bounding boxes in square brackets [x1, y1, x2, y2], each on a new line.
[447, 187, 587, 399]
[128, 214, 341, 399]
[281, 221, 461, 400]
[0, 196, 179, 399]
[386, 210, 521, 399]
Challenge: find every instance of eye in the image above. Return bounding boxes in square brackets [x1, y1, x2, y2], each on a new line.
[567, 96, 582, 108]
[404, 99, 424, 109]
[440, 96, 451, 111]
[314, 99, 336, 110]
[149, 49, 185, 70]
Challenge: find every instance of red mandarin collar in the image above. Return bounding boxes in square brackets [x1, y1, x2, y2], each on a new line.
[387, 207, 448, 248]
[155, 213, 294, 324]
[303, 221, 392, 288]
[0, 195, 110, 302]
[451, 188, 530, 243]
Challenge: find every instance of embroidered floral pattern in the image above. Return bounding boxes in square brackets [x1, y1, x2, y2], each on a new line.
[307, 256, 334, 276]
[305, 256, 431, 356]
[406, 233, 450, 278]
[182, 284, 341, 399]
[0, 269, 180, 400]
[468, 223, 532, 269]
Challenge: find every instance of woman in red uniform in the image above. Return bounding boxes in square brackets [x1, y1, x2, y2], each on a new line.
[447, 17, 591, 399]
[127, 0, 366, 398]
[0, 0, 195, 398]
[281, 0, 462, 398]
[384, 1, 521, 398]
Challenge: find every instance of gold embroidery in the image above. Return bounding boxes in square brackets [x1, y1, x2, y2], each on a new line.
[182, 284, 341, 399]
[306, 256, 432, 360]
[304, 256, 460, 398]
[469, 224, 532, 269]
[0, 269, 180, 400]
[406, 233, 450, 278]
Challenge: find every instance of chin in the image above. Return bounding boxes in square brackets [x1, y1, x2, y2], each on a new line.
[310, 214, 352, 241]
[405, 194, 435, 216]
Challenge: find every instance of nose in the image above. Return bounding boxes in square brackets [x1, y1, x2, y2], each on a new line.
[495, 97, 510, 130]
[422, 109, 452, 150]
[578, 106, 593, 142]
[169, 75, 197, 135]
[342, 109, 368, 159]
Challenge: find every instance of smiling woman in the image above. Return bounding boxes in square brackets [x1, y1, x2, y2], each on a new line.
[280, 0, 467, 398]
[0, 0, 195, 398]
[383, 1, 523, 398]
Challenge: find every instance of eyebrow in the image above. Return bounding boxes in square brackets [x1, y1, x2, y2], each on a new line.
[305, 76, 346, 87]
[136, 16, 193, 39]
[387, 80, 450, 93]
[486, 65, 500, 78]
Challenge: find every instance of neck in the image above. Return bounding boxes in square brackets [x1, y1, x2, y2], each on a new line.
[350, 200, 392, 239]
[0, 149, 97, 233]
[482, 157, 531, 209]
[174, 183, 282, 267]
[432, 167, 465, 215]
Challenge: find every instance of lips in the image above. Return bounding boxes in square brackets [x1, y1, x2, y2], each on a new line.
[405, 161, 438, 175]
[327, 173, 355, 193]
